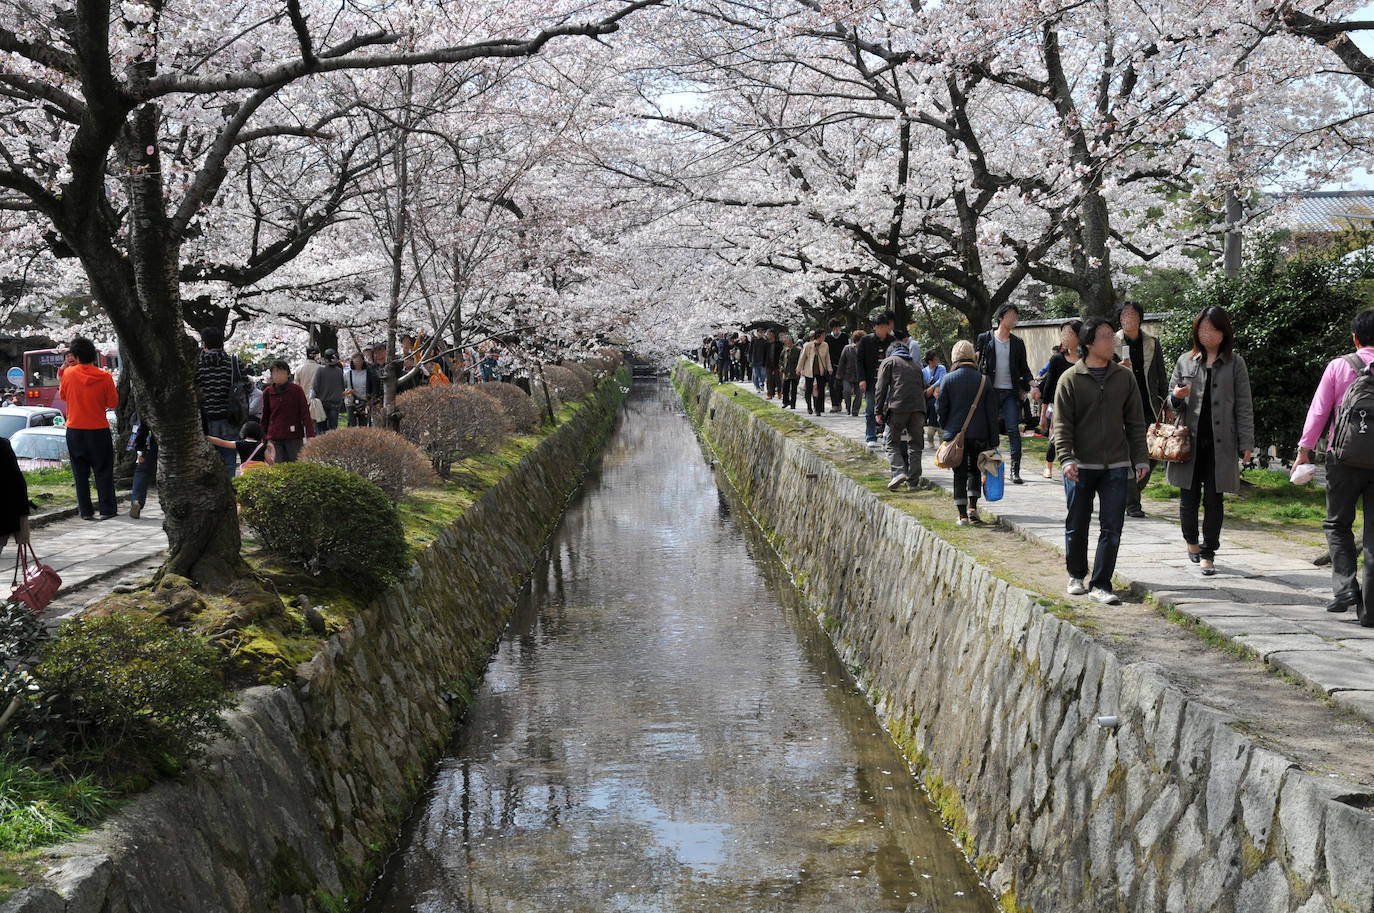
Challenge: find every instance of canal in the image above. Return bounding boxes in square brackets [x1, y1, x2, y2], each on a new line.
[363, 381, 995, 912]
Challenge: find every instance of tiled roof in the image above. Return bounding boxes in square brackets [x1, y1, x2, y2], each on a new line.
[1267, 191, 1374, 231]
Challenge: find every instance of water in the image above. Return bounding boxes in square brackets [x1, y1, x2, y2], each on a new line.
[363, 382, 995, 913]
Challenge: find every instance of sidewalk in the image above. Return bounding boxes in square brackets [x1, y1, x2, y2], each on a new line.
[3, 497, 168, 622]
[732, 382, 1374, 722]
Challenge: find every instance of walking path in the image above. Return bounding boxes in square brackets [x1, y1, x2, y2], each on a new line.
[730, 381, 1374, 723]
[4, 497, 168, 622]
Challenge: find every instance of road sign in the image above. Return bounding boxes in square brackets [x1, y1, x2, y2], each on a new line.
[5, 367, 23, 387]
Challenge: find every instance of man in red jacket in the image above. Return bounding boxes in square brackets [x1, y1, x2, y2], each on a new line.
[58, 337, 119, 520]
[260, 359, 314, 462]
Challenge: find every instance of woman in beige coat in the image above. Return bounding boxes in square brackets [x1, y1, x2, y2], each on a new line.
[1166, 306, 1254, 576]
[798, 327, 834, 414]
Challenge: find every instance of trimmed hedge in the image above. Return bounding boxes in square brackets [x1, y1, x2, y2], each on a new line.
[396, 385, 514, 477]
[473, 381, 540, 433]
[300, 427, 436, 501]
[235, 463, 409, 590]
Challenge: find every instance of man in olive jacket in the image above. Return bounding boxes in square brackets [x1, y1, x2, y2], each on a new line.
[874, 336, 925, 490]
[1053, 317, 1150, 605]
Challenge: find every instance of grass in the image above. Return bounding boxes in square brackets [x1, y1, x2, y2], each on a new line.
[22, 468, 77, 511]
[0, 755, 120, 899]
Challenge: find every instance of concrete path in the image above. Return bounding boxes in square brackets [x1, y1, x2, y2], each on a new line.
[729, 381, 1374, 722]
[2, 496, 168, 621]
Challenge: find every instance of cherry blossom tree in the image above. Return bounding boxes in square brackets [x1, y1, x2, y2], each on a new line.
[0, 0, 659, 584]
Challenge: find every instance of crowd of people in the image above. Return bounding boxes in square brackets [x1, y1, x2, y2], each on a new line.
[699, 304, 1374, 625]
[1, 329, 512, 533]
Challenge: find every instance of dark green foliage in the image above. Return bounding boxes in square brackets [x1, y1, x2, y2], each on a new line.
[33, 614, 231, 772]
[0, 754, 115, 852]
[236, 463, 409, 590]
[1157, 244, 1368, 460]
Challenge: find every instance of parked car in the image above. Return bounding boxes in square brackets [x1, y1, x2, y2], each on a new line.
[10, 426, 71, 471]
[0, 406, 63, 440]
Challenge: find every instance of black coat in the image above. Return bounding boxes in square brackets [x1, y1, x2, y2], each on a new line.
[825, 332, 847, 373]
[975, 330, 1034, 394]
[749, 335, 770, 366]
[857, 331, 891, 386]
[936, 364, 999, 443]
[0, 438, 31, 537]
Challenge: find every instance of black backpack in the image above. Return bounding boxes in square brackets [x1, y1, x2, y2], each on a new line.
[1330, 354, 1374, 468]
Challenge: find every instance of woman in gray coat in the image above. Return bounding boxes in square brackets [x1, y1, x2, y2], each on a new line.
[1166, 306, 1254, 576]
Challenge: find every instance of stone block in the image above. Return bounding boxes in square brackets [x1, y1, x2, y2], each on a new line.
[0, 888, 65, 913]
[1331, 689, 1374, 723]
[1324, 798, 1374, 911]
[1205, 724, 1251, 837]
[1238, 748, 1296, 852]
[1235, 861, 1293, 913]
[1233, 633, 1331, 660]
[1268, 649, 1374, 695]
[46, 855, 112, 913]
[1278, 772, 1350, 883]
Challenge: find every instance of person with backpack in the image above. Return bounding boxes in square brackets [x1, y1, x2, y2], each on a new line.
[1296, 308, 1374, 620]
[196, 326, 252, 474]
[1165, 307, 1253, 577]
[874, 332, 925, 490]
[311, 349, 346, 434]
[836, 330, 864, 416]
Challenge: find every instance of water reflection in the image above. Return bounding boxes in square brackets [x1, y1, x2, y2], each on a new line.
[364, 381, 995, 913]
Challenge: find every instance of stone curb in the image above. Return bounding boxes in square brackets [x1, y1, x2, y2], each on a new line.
[27, 490, 131, 530]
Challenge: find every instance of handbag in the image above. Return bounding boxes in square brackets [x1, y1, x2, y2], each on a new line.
[1146, 401, 1192, 463]
[935, 375, 987, 469]
[10, 541, 60, 615]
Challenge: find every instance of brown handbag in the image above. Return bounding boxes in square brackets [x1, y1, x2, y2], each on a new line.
[1146, 400, 1192, 463]
[935, 375, 987, 469]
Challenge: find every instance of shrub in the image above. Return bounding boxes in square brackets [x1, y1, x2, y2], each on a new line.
[33, 613, 231, 771]
[396, 385, 514, 476]
[299, 427, 436, 502]
[541, 364, 591, 402]
[0, 756, 113, 852]
[473, 381, 540, 433]
[235, 462, 409, 588]
[564, 362, 596, 392]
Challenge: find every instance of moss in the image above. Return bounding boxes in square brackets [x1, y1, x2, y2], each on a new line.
[269, 838, 316, 898]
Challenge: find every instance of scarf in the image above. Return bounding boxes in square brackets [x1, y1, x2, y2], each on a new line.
[892, 342, 913, 360]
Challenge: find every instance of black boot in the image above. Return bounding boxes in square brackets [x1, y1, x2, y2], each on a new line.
[1011, 457, 1024, 485]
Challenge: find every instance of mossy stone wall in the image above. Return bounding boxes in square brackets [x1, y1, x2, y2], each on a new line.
[676, 363, 1373, 913]
[1, 375, 627, 913]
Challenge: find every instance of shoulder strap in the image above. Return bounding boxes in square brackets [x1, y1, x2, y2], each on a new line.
[1344, 353, 1368, 377]
[955, 375, 987, 441]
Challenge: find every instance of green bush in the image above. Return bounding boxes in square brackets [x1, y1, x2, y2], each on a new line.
[235, 463, 409, 589]
[1157, 242, 1367, 462]
[34, 614, 230, 771]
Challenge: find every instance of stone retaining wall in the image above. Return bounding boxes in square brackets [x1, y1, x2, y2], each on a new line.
[675, 363, 1372, 913]
[1, 375, 628, 913]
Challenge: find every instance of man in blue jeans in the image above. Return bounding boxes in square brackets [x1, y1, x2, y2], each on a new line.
[975, 303, 1034, 484]
[1051, 317, 1149, 605]
[857, 310, 895, 450]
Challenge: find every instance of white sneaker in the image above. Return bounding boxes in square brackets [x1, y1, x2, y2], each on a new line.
[1089, 588, 1121, 605]
[865, 440, 881, 452]
[1066, 578, 1087, 596]
[887, 472, 909, 490]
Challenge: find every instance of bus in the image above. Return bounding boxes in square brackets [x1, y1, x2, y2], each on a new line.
[19, 348, 120, 411]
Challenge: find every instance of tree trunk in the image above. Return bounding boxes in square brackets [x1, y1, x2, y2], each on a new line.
[59, 104, 245, 588]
